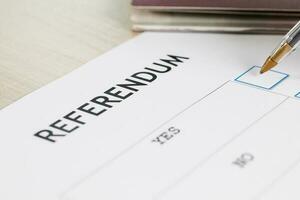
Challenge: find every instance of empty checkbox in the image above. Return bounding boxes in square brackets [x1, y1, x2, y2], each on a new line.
[235, 66, 289, 90]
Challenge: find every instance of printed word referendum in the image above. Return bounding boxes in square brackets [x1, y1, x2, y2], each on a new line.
[34, 54, 190, 143]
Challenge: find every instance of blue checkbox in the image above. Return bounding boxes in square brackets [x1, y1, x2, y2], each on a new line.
[235, 66, 289, 90]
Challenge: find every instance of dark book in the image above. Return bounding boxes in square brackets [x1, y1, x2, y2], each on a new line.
[132, 0, 300, 12]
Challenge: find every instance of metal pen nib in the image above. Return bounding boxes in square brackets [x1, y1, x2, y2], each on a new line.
[260, 56, 278, 74]
[260, 42, 292, 74]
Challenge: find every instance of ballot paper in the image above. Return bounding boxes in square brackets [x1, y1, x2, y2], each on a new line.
[1, 33, 300, 200]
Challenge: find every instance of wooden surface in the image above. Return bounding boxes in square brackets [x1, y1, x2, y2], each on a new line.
[0, 0, 135, 108]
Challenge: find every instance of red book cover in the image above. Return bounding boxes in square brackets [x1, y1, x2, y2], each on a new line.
[132, 0, 300, 12]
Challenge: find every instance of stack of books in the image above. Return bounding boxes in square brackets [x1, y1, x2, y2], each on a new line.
[131, 0, 300, 34]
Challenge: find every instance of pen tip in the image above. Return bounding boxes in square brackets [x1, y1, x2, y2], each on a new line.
[260, 67, 267, 74]
[260, 57, 278, 74]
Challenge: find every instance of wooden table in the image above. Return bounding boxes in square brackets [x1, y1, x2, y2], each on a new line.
[0, 0, 135, 108]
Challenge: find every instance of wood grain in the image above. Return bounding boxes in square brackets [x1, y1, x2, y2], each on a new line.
[0, 0, 135, 108]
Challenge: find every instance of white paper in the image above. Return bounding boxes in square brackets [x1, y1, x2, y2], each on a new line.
[1, 32, 300, 200]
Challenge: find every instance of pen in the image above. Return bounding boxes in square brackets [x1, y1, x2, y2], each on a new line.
[260, 21, 300, 74]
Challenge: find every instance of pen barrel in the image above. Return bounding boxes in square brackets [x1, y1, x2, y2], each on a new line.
[271, 20, 300, 63]
[289, 32, 300, 47]
[285, 21, 300, 47]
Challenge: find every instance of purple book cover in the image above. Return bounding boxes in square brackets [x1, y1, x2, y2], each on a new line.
[132, 0, 300, 11]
